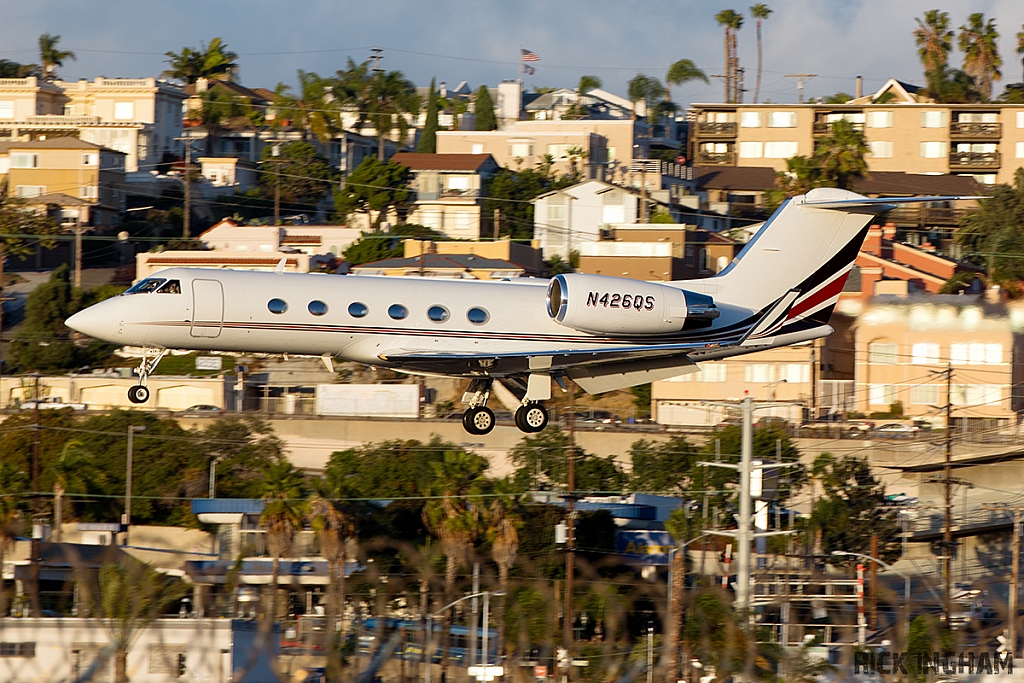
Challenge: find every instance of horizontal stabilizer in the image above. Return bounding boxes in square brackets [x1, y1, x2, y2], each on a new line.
[800, 194, 984, 210]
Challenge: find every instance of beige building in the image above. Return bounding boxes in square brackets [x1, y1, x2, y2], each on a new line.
[576, 225, 737, 282]
[351, 238, 537, 279]
[0, 137, 126, 228]
[391, 152, 500, 240]
[690, 79, 1024, 185]
[0, 76, 185, 172]
[853, 297, 1024, 427]
[0, 373, 229, 411]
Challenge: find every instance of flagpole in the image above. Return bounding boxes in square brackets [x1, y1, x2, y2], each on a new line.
[518, 44, 523, 86]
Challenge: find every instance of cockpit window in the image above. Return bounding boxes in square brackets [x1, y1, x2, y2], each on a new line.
[124, 278, 165, 294]
[156, 280, 181, 294]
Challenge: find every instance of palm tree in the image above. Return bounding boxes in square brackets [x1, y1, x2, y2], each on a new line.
[45, 440, 109, 522]
[38, 33, 75, 80]
[422, 451, 487, 681]
[914, 11, 954, 94]
[485, 478, 522, 664]
[310, 496, 355, 664]
[628, 73, 664, 122]
[0, 463, 25, 614]
[813, 119, 869, 190]
[664, 507, 703, 683]
[366, 70, 420, 159]
[665, 59, 709, 104]
[715, 10, 744, 102]
[565, 145, 588, 179]
[569, 75, 602, 119]
[959, 13, 1002, 100]
[272, 71, 339, 142]
[163, 37, 238, 84]
[260, 461, 308, 621]
[1017, 25, 1024, 82]
[749, 4, 773, 103]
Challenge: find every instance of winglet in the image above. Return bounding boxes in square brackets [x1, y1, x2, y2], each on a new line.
[275, 257, 287, 273]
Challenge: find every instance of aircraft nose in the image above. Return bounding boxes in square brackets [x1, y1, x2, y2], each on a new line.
[66, 305, 109, 340]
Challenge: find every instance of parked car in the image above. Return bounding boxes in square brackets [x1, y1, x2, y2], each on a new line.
[20, 396, 87, 411]
[873, 422, 920, 437]
[177, 404, 225, 415]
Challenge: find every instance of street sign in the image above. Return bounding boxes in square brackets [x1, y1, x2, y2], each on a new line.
[535, 666, 547, 679]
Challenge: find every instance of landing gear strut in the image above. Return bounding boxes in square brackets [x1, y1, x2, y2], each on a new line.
[128, 348, 168, 404]
[515, 403, 548, 433]
[461, 378, 496, 435]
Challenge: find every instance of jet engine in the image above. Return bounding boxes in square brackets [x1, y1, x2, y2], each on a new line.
[545, 273, 719, 336]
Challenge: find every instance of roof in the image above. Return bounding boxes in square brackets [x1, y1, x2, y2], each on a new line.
[693, 166, 777, 191]
[20, 192, 92, 207]
[850, 171, 984, 196]
[185, 79, 271, 104]
[6, 137, 117, 152]
[353, 253, 522, 271]
[390, 152, 497, 172]
[687, 229, 735, 245]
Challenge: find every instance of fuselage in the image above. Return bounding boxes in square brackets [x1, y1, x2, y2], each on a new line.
[65, 267, 756, 372]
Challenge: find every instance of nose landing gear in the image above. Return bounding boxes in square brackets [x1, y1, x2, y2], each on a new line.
[128, 348, 168, 404]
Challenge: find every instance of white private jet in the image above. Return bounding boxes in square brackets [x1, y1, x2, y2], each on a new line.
[66, 188, 976, 435]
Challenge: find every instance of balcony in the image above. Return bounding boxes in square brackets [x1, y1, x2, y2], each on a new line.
[884, 205, 972, 228]
[695, 151, 736, 166]
[950, 121, 1002, 139]
[948, 151, 1000, 171]
[695, 121, 737, 138]
[23, 114, 101, 126]
[813, 121, 864, 136]
[415, 188, 481, 201]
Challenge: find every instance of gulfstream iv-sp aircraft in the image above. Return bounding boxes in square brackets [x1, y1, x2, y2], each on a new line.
[66, 189, 975, 435]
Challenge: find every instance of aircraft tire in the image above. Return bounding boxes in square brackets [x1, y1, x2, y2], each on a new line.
[464, 407, 495, 435]
[128, 385, 150, 404]
[515, 404, 548, 433]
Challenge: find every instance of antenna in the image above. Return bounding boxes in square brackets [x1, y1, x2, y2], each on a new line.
[785, 73, 817, 104]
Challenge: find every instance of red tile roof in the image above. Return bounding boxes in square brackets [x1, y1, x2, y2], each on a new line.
[391, 153, 496, 171]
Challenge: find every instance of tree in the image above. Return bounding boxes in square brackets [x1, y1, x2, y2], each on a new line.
[808, 453, 900, 565]
[474, 85, 497, 131]
[272, 71, 339, 142]
[417, 78, 439, 153]
[813, 118, 869, 189]
[567, 75, 602, 119]
[957, 168, 1024, 291]
[0, 462, 26, 612]
[749, 4, 773, 103]
[665, 59, 709, 104]
[628, 436, 699, 493]
[914, 11, 954, 94]
[0, 59, 40, 78]
[508, 428, 626, 492]
[482, 167, 575, 240]
[340, 223, 441, 266]
[1017, 25, 1024, 82]
[38, 33, 75, 80]
[958, 13, 1001, 100]
[665, 505, 704, 683]
[162, 37, 239, 84]
[366, 70, 420, 159]
[260, 461, 308, 620]
[485, 478, 522, 664]
[627, 73, 664, 122]
[715, 10, 744, 102]
[257, 140, 338, 210]
[309, 495, 355, 662]
[91, 559, 187, 683]
[822, 92, 853, 104]
[333, 156, 411, 228]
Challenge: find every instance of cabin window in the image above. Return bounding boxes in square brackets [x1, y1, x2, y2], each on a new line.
[156, 280, 181, 294]
[427, 305, 450, 322]
[348, 302, 368, 318]
[388, 304, 408, 320]
[467, 307, 489, 324]
[268, 298, 288, 314]
[308, 300, 328, 316]
[124, 278, 165, 294]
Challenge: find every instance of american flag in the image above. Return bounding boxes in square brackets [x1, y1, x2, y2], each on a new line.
[521, 49, 540, 62]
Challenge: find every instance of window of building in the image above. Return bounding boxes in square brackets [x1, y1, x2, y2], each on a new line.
[740, 111, 762, 127]
[0, 643, 36, 658]
[10, 153, 39, 168]
[952, 384, 1002, 407]
[547, 205, 565, 221]
[348, 302, 368, 318]
[956, 142, 997, 153]
[388, 304, 408, 320]
[868, 141, 893, 158]
[0, 101, 14, 119]
[920, 141, 947, 158]
[869, 384, 897, 405]
[471, 143, 484, 154]
[308, 300, 328, 316]
[467, 307, 489, 324]
[602, 203, 625, 224]
[958, 112, 998, 123]
[509, 142, 533, 158]
[764, 141, 798, 158]
[866, 111, 893, 128]
[951, 343, 1002, 364]
[738, 141, 763, 158]
[606, 147, 617, 162]
[910, 384, 939, 405]
[82, 153, 99, 166]
[1016, 142, 1024, 159]
[114, 101, 135, 120]
[920, 110, 945, 128]
[700, 363, 728, 382]
[779, 363, 810, 383]
[869, 342, 898, 364]
[14, 185, 45, 198]
[267, 298, 288, 314]
[767, 111, 797, 128]
[79, 186, 98, 199]
[446, 175, 470, 190]
[744, 363, 774, 383]
[453, 212, 472, 235]
[911, 343, 940, 364]
[547, 144, 571, 159]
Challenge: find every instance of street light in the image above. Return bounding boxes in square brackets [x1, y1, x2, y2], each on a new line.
[832, 550, 911, 643]
[425, 591, 505, 683]
[124, 425, 146, 545]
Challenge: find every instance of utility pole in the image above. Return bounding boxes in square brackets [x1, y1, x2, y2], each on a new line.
[982, 505, 1022, 659]
[784, 74, 817, 104]
[470, 563, 480, 666]
[73, 218, 84, 289]
[370, 47, 383, 74]
[869, 534, 878, 630]
[564, 381, 577, 679]
[943, 363, 954, 622]
[124, 425, 146, 546]
[273, 143, 282, 226]
[30, 374, 41, 617]
[810, 340, 817, 419]
[493, 209, 501, 240]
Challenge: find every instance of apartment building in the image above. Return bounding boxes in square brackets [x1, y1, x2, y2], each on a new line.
[576, 224, 736, 282]
[853, 297, 1024, 427]
[0, 76, 186, 172]
[690, 79, 1024, 185]
[0, 138, 126, 228]
[390, 152, 500, 240]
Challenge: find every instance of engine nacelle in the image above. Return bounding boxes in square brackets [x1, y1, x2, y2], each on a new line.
[545, 274, 719, 336]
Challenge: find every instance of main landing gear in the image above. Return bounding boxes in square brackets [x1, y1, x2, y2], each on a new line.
[128, 348, 168, 404]
[460, 378, 551, 435]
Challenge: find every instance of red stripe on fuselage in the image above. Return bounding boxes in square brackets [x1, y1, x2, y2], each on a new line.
[787, 271, 850, 320]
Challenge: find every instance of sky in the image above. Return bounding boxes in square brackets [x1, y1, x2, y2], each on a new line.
[3, 0, 1024, 107]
